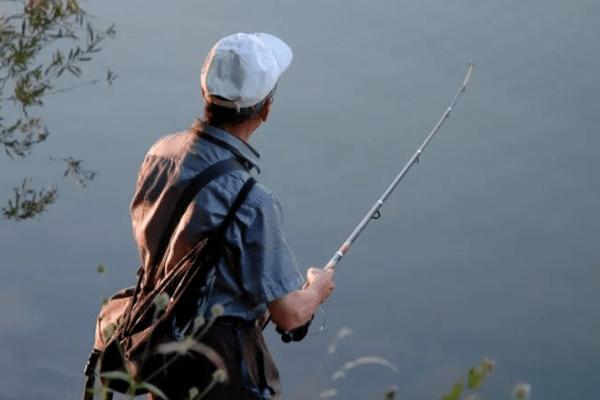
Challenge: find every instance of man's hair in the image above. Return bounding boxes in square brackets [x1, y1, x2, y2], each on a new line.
[203, 87, 276, 126]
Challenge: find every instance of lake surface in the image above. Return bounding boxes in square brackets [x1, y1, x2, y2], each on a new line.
[1, 0, 599, 398]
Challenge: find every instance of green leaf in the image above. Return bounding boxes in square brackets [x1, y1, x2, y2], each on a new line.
[467, 367, 484, 389]
[441, 381, 463, 400]
[467, 358, 494, 389]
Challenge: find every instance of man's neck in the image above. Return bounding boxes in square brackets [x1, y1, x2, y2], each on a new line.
[214, 120, 260, 143]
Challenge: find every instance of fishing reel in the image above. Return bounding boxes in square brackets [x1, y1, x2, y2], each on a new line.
[276, 315, 314, 343]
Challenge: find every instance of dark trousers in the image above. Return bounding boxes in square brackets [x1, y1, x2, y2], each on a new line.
[148, 318, 281, 399]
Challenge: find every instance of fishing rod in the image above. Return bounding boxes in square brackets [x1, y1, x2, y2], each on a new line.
[325, 62, 474, 270]
[277, 62, 474, 342]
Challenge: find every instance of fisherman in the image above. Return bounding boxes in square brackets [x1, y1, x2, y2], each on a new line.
[130, 32, 335, 399]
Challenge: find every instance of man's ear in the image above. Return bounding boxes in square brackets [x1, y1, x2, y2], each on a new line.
[260, 98, 272, 122]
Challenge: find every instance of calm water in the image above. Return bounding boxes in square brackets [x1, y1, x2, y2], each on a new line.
[1, 0, 599, 398]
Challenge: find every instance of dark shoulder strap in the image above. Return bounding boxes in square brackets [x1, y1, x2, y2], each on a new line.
[214, 177, 257, 239]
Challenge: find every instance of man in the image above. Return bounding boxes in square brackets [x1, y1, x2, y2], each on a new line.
[130, 32, 335, 399]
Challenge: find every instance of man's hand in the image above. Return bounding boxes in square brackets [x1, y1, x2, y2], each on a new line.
[305, 267, 335, 303]
[268, 266, 335, 332]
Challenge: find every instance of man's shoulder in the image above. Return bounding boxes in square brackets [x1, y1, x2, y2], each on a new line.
[247, 181, 279, 209]
[142, 130, 225, 180]
[146, 131, 193, 159]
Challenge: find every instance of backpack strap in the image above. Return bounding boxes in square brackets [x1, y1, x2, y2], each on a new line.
[214, 176, 256, 238]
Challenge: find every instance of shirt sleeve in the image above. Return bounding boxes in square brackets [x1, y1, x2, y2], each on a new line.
[232, 186, 304, 304]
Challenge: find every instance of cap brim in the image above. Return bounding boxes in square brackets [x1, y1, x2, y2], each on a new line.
[255, 32, 293, 74]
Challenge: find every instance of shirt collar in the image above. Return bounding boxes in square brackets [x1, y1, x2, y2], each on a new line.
[190, 118, 261, 173]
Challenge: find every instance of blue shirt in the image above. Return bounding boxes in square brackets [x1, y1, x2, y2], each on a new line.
[130, 119, 304, 321]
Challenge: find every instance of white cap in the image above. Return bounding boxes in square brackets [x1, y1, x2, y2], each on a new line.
[201, 32, 293, 110]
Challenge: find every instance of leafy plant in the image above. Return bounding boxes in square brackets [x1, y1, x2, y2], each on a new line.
[1, 0, 116, 220]
[313, 326, 400, 399]
[312, 326, 531, 400]
[440, 358, 532, 400]
[2, 177, 57, 219]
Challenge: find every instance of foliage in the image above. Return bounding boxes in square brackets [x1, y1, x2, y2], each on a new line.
[312, 327, 532, 400]
[59, 156, 97, 187]
[314, 326, 400, 399]
[1, 0, 116, 220]
[440, 358, 494, 400]
[440, 358, 532, 400]
[1, 177, 57, 219]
